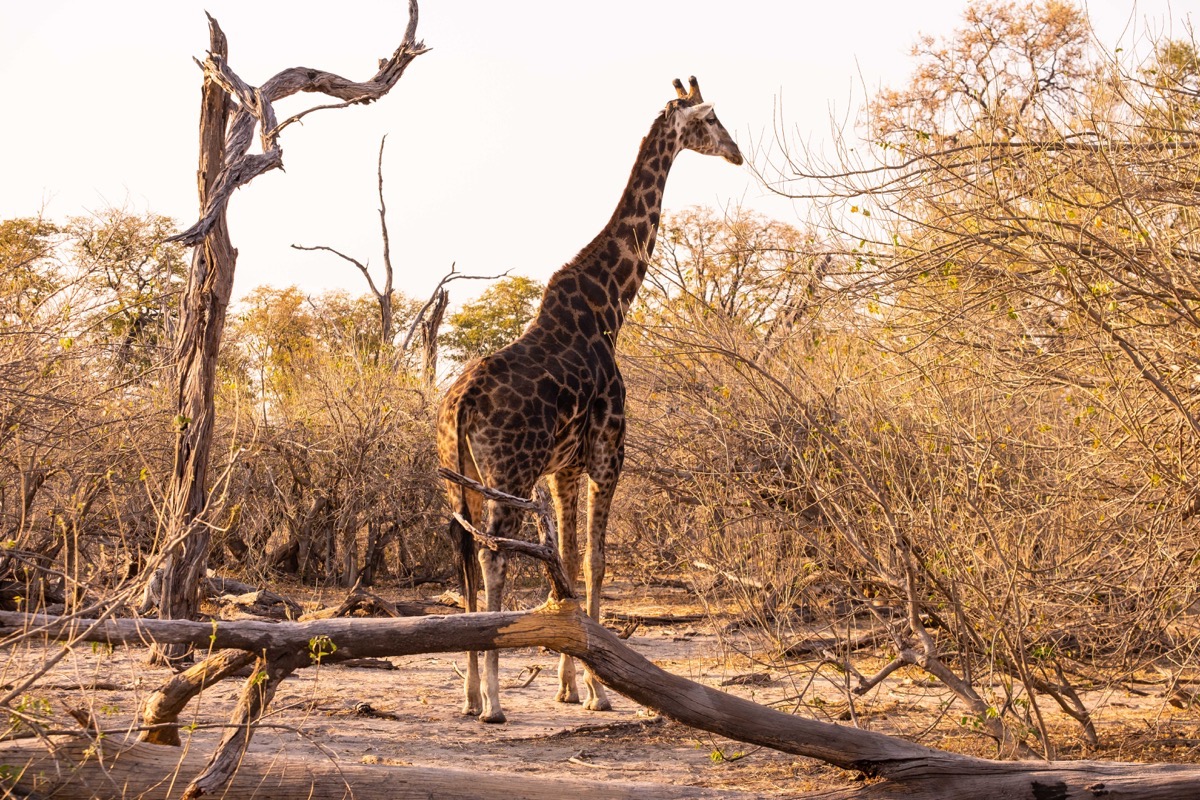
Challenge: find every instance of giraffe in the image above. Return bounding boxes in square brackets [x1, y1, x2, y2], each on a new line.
[437, 76, 742, 723]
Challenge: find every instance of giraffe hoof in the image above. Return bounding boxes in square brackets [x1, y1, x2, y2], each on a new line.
[584, 698, 612, 712]
[479, 710, 507, 724]
[462, 703, 482, 717]
[555, 688, 580, 704]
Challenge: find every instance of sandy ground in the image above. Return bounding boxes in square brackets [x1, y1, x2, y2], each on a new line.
[4, 579, 1199, 797]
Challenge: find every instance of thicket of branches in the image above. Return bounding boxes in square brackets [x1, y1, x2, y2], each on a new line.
[1, 212, 182, 613]
[617, 1, 1200, 757]
[0, 213, 450, 615]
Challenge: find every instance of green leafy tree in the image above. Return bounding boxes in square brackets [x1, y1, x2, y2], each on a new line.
[69, 209, 186, 369]
[231, 286, 318, 404]
[0, 217, 62, 326]
[310, 288, 420, 360]
[440, 275, 544, 362]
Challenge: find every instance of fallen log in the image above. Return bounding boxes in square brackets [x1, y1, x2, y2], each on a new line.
[780, 627, 894, 658]
[0, 737, 745, 800]
[603, 611, 706, 627]
[140, 648, 257, 745]
[5, 602, 1200, 798]
[692, 560, 768, 591]
[299, 589, 439, 620]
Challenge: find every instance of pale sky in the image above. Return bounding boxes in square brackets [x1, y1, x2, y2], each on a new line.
[1, 1, 1191, 307]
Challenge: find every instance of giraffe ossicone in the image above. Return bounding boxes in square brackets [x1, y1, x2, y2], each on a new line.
[437, 76, 742, 724]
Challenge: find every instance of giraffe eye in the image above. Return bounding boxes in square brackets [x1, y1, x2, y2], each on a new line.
[706, 115, 717, 124]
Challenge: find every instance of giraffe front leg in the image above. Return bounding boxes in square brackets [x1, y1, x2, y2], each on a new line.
[583, 473, 615, 712]
[556, 652, 580, 704]
[478, 546, 508, 724]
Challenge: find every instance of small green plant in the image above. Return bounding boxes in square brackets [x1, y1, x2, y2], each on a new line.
[709, 748, 747, 763]
[308, 635, 337, 663]
[13, 695, 51, 719]
[959, 706, 999, 731]
[1029, 643, 1055, 662]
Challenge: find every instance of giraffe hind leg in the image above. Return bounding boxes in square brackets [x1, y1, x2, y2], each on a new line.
[450, 514, 483, 717]
[478, 544, 508, 723]
[547, 470, 582, 705]
[557, 652, 579, 704]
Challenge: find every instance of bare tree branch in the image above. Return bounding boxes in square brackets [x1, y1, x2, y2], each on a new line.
[399, 264, 510, 353]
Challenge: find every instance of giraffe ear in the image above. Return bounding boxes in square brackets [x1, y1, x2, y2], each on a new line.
[680, 102, 714, 121]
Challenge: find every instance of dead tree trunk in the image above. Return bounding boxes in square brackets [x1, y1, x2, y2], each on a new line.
[290, 135, 397, 353]
[398, 264, 508, 369]
[153, 2, 427, 661]
[420, 286, 447, 385]
[153, 15, 235, 664]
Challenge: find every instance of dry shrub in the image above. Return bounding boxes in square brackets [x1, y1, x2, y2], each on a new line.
[214, 345, 446, 587]
[1, 212, 178, 614]
[618, 201, 1200, 755]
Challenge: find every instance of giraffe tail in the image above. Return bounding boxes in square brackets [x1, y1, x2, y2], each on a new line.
[449, 511, 479, 613]
[447, 408, 480, 613]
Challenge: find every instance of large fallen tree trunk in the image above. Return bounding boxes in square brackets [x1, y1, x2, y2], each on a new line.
[4, 602, 1200, 799]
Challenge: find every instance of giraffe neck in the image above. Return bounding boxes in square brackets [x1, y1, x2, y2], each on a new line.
[536, 112, 680, 346]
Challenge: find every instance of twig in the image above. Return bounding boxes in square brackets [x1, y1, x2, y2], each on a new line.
[852, 655, 909, 696]
[438, 469, 574, 599]
[505, 716, 667, 743]
[437, 467, 538, 510]
[400, 265, 511, 352]
[505, 664, 543, 689]
[451, 512, 574, 600]
[336, 658, 397, 671]
[605, 612, 705, 627]
[65, 706, 99, 735]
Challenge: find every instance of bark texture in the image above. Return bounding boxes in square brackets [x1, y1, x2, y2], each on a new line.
[154, 14, 235, 663]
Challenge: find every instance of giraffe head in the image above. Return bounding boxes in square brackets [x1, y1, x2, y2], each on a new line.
[667, 76, 743, 166]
